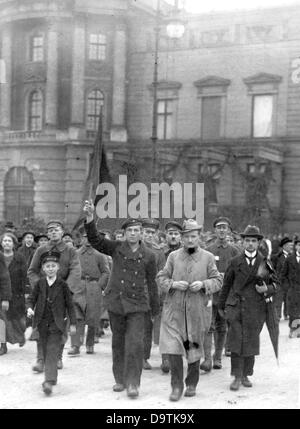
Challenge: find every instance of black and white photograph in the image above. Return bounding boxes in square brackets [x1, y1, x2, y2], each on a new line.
[0, 0, 299, 412]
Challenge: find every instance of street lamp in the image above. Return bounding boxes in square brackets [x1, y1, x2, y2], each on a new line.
[151, 0, 186, 182]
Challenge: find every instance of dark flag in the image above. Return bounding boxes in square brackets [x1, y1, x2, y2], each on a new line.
[72, 112, 111, 232]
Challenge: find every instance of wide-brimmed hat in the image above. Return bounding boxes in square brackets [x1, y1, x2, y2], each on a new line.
[182, 219, 202, 234]
[240, 225, 263, 240]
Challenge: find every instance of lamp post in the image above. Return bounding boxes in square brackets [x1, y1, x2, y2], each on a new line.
[151, 0, 185, 183]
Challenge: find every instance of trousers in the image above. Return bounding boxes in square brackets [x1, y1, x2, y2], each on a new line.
[230, 352, 255, 377]
[168, 354, 200, 391]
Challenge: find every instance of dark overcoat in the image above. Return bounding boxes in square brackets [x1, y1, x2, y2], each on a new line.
[28, 277, 76, 333]
[219, 252, 277, 356]
[85, 220, 159, 316]
[0, 251, 11, 302]
[272, 250, 289, 292]
[281, 254, 300, 320]
[6, 252, 27, 320]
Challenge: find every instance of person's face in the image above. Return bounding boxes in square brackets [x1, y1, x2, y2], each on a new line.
[283, 242, 294, 254]
[42, 261, 59, 278]
[47, 226, 63, 242]
[226, 235, 234, 245]
[295, 243, 300, 253]
[24, 234, 34, 247]
[115, 233, 124, 241]
[2, 235, 14, 251]
[243, 237, 259, 253]
[143, 227, 157, 244]
[215, 223, 230, 240]
[62, 236, 74, 247]
[38, 237, 49, 247]
[166, 229, 181, 246]
[125, 226, 142, 244]
[182, 231, 200, 249]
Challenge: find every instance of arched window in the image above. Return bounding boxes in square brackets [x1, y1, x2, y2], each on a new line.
[4, 167, 35, 225]
[86, 89, 104, 131]
[28, 90, 43, 130]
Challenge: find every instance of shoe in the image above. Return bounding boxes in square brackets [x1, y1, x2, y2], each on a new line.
[32, 360, 44, 373]
[42, 381, 53, 396]
[57, 359, 63, 370]
[143, 359, 152, 370]
[68, 346, 80, 356]
[200, 359, 212, 372]
[19, 339, 26, 347]
[225, 349, 231, 357]
[127, 385, 139, 398]
[184, 386, 196, 397]
[113, 383, 125, 392]
[0, 343, 7, 356]
[242, 376, 252, 388]
[86, 346, 94, 354]
[230, 377, 241, 391]
[160, 357, 170, 373]
[103, 320, 109, 329]
[169, 387, 183, 402]
[213, 358, 222, 369]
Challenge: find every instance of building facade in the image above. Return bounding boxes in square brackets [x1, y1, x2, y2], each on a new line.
[0, 0, 300, 232]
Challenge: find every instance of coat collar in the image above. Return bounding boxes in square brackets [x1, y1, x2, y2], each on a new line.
[118, 240, 146, 260]
[45, 240, 67, 252]
[181, 246, 202, 262]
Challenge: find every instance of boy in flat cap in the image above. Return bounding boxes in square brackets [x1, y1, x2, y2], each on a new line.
[27, 250, 76, 395]
[28, 219, 81, 371]
[83, 201, 159, 399]
[201, 217, 240, 371]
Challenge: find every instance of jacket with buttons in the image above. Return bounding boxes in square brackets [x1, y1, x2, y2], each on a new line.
[85, 220, 159, 316]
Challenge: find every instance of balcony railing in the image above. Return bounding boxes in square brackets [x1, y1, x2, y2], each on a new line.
[5, 130, 42, 140]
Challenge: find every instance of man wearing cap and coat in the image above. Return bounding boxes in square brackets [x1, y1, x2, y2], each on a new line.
[201, 217, 240, 372]
[280, 239, 300, 337]
[28, 220, 81, 371]
[271, 237, 293, 321]
[83, 200, 159, 399]
[141, 218, 166, 370]
[157, 219, 222, 401]
[218, 225, 278, 391]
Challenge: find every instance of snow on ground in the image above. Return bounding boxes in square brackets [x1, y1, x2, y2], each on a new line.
[0, 319, 298, 409]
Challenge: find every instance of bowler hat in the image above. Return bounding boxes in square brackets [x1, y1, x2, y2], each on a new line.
[4, 221, 16, 229]
[213, 216, 232, 229]
[121, 218, 143, 230]
[47, 220, 64, 230]
[41, 250, 60, 264]
[240, 225, 263, 240]
[165, 221, 183, 232]
[280, 237, 292, 247]
[182, 219, 202, 234]
[142, 218, 160, 230]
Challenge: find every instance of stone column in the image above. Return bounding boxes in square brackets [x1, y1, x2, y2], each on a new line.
[71, 19, 85, 126]
[110, 24, 127, 142]
[45, 21, 58, 128]
[0, 24, 12, 129]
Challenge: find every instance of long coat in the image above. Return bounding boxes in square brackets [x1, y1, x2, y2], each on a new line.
[85, 220, 159, 316]
[0, 252, 11, 302]
[281, 254, 300, 321]
[272, 250, 289, 292]
[219, 252, 277, 356]
[77, 244, 110, 326]
[28, 277, 76, 333]
[157, 246, 222, 363]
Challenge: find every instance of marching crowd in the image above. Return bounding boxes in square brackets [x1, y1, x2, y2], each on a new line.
[0, 205, 299, 402]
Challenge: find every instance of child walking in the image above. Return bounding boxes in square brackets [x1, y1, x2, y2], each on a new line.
[27, 250, 76, 395]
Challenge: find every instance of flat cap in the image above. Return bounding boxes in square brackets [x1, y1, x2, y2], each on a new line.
[21, 230, 35, 239]
[164, 221, 183, 232]
[121, 218, 143, 230]
[142, 218, 160, 230]
[213, 216, 232, 229]
[280, 237, 292, 247]
[47, 220, 64, 230]
[34, 233, 49, 243]
[41, 250, 60, 264]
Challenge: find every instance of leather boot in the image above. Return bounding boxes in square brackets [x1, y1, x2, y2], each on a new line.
[32, 360, 44, 373]
[213, 331, 227, 369]
[230, 377, 241, 391]
[200, 332, 212, 372]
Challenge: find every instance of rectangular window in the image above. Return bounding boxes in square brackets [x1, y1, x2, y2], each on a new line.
[89, 33, 106, 60]
[252, 95, 273, 137]
[201, 96, 222, 139]
[30, 36, 44, 62]
[157, 99, 173, 140]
